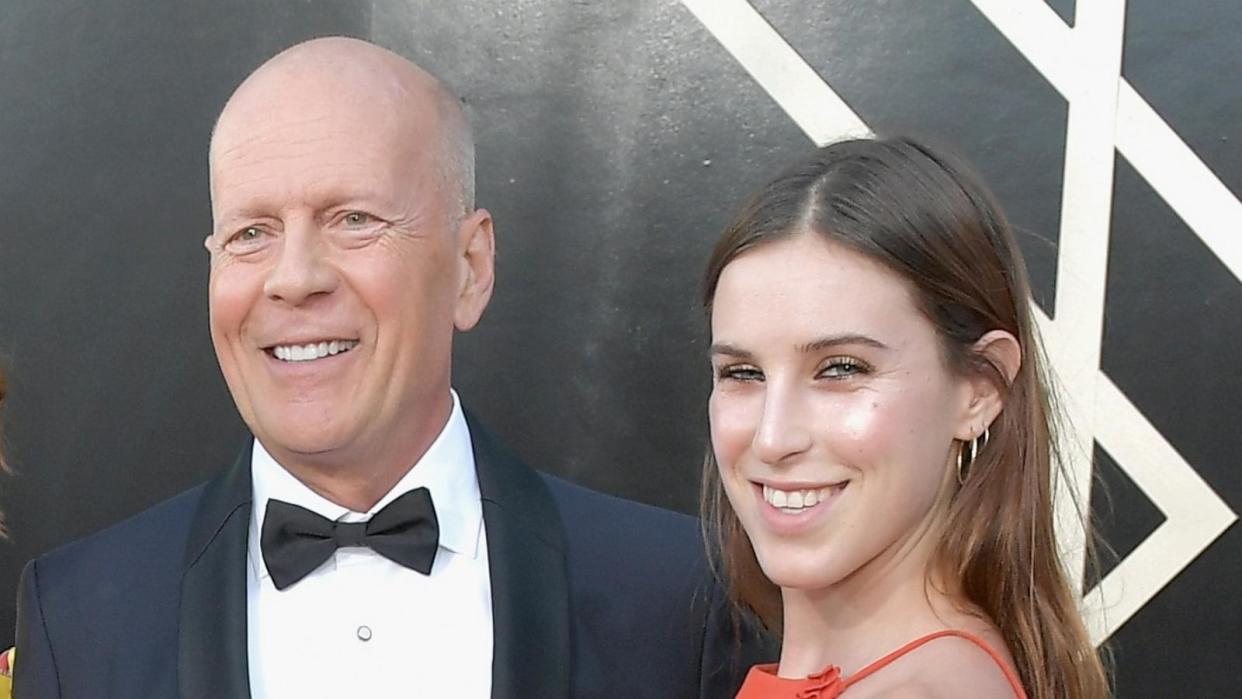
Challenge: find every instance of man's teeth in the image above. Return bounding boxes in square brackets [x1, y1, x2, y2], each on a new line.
[762, 484, 843, 512]
[273, 340, 359, 362]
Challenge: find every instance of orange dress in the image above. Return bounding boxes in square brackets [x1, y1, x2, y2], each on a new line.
[0, 647, 13, 698]
[736, 630, 1027, 698]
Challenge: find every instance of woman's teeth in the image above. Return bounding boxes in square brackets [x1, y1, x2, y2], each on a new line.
[272, 340, 359, 362]
[762, 483, 844, 513]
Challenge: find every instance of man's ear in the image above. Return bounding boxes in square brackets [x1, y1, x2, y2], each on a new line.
[453, 208, 496, 331]
[954, 329, 1022, 440]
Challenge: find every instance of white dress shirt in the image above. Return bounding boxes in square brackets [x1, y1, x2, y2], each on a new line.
[246, 391, 492, 698]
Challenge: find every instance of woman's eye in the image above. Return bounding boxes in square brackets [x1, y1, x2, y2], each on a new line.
[716, 365, 764, 382]
[819, 357, 869, 379]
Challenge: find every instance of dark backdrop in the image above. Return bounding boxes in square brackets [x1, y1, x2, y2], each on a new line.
[1, 1, 1238, 694]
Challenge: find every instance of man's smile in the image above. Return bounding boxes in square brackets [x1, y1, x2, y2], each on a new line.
[265, 339, 360, 362]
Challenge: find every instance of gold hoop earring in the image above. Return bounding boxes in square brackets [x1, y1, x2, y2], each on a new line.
[956, 440, 968, 485]
[958, 439, 968, 484]
[956, 427, 990, 485]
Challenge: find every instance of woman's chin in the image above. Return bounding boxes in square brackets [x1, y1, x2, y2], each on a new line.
[756, 552, 844, 592]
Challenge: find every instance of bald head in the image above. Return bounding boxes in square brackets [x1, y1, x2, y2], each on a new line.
[211, 37, 474, 220]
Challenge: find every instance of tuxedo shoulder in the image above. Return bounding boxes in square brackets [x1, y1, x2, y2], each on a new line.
[536, 475, 742, 693]
[17, 486, 206, 692]
[29, 484, 206, 589]
[540, 473, 697, 534]
[539, 474, 703, 574]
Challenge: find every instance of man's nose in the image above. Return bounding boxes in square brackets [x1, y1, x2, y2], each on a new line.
[263, 221, 338, 305]
[751, 384, 814, 466]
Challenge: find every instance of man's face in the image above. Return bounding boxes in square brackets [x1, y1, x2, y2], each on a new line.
[207, 81, 477, 468]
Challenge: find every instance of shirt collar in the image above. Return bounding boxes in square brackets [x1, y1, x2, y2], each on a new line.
[248, 389, 482, 580]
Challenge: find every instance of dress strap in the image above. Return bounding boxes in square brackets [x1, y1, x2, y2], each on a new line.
[842, 629, 1027, 698]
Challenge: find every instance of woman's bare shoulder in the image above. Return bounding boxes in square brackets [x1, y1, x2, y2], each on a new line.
[846, 630, 1021, 699]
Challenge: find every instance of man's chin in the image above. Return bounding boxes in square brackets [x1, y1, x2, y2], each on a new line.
[252, 424, 358, 465]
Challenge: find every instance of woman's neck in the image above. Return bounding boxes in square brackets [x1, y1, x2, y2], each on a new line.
[776, 524, 959, 679]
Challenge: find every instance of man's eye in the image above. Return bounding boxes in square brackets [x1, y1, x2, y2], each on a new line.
[220, 226, 270, 253]
[343, 212, 371, 226]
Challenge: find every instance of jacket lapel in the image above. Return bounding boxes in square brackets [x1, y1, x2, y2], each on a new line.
[467, 414, 571, 699]
[178, 443, 254, 699]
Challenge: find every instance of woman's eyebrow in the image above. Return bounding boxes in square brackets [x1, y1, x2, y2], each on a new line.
[796, 334, 889, 354]
[708, 342, 754, 361]
[710, 334, 888, 360]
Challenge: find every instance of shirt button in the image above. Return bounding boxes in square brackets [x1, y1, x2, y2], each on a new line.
[357, 625, 373, 642]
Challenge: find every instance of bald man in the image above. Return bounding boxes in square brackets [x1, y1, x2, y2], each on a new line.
[13, 37, 768, 699]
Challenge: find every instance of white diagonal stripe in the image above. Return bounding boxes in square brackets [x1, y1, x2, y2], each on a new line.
[1085, 376, 1237, 644]
[1046, 0, 1128, 597]
[1114, 84, 1242, 280]
[679, 0, 870, 144]
[973, 0, 1238, 642]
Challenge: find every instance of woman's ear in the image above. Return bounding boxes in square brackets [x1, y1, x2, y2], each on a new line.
[954, 329, 1022, 440]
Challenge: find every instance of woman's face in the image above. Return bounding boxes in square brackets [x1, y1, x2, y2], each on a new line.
[709, 233, 974, 591]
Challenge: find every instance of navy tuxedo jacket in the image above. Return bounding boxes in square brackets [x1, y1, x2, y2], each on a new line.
[15, 417, 771, 698]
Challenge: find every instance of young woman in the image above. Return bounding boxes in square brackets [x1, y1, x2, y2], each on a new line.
[701, 137, 1109, 698]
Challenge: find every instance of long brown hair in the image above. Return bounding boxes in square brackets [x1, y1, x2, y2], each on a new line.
[700, 136, 1109, 698]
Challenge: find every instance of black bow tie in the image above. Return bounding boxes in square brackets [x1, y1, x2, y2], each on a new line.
[260, 487, 440, 591]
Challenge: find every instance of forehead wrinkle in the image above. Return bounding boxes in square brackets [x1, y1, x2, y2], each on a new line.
[213, 100, 400, 163]
[212, 117, 412, 214]
[214, 87, 429, 175]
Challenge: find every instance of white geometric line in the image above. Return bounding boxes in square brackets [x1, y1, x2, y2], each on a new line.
[967, 0, 1086, 92]
[1046, 0, 1128, 597]
[971, 0, 1242, 283]
[1115, 83, 1242, 281]
[1085, 376, 1237, 644]
[679, 0, 871, 144]
[974, 0, 1240, 641]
